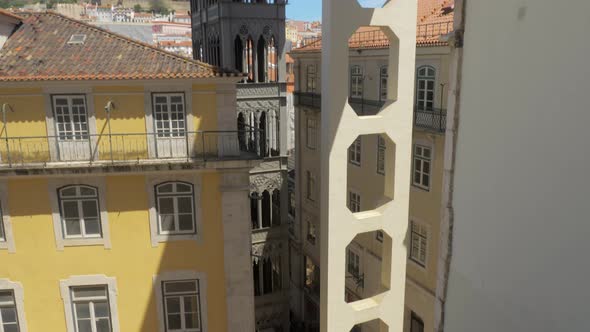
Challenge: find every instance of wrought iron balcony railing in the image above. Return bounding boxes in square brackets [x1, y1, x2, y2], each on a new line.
[0, 129, 263, 168]
[295, 92, 447, 132]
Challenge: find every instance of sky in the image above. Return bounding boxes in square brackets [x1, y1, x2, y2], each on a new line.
[286, 0, 388, 21]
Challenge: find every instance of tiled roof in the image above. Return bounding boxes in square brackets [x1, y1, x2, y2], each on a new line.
[291, 0, 454, 53]
[0, 11, 241, 82]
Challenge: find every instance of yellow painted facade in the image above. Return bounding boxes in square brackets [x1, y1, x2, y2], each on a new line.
[0, 81, 252, 332]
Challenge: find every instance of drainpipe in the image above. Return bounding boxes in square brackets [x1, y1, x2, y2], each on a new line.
[434, 0, 466, 331]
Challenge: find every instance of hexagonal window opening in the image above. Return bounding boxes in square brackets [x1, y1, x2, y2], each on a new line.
[346, 133, 395, 214]
[347, 26, 399, 116]
[357, 0, 390, 9]
[350, 319, 389, 332]
[345, 230, 391, 303]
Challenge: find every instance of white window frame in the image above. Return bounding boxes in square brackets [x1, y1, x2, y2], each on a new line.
[412, 144, 432, 190]
[152, 93, 187, 138]
[379, 65, 388, 101]
[155, 182, 196, 235]
[60, 275, 120, 332]
[306, 118, 317, 150]
[0, 279, 27, 332]
[409, 220, 428, 268]
[58, 185, 102, 240]
[348, 137, 361, 166]
[350, 65, 363, 98]
[416, 66, 436, 111]
[49, 178, 111, 250]
[147, 175, 202, 247]
[154, 271, 208, 332]
[376, 135, 386, 175]
[70, 285, 112, 332]
[0, 183, 15, 253]
[51, 95, 90, 141]
[348, 190, 361, 213]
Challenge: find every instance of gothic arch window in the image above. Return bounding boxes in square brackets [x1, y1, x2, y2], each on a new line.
[237, 112, 246, 151]
[258, 111, 267, 156]
[267, 35, 278, 82]
[246, 36, 255, 82]
[234, 35, 244, 72]
[257, 35, 267, 82]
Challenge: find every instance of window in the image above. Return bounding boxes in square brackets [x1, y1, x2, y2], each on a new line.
[347, 249, 360, 277]
[0, 290, 20, 332]
[306, 171, 316, 202]
[307, 218, 316, 245]
[348, 191, 361, 213]
[380, 65, 388, 101]
[251, 190, 279, 230]
[162, 280, 202, 331]
[58, 185, 101, 239]
[155, 182, 195, 235]
[350, 65, 363, 98]
[60, 275, 119, 332]
[71, 286, 112, 332]
[410, 312, 424, 332]
[67, 34, 87, 44]
[410, 221, 428, 267]
[416, 66, 436, 111]
[306, 65, 317, 93]
[377, 135, 386, 175]
[413, 145, 432, 190]
[153, 93, 186, 138]
[253, 258, 281, 296]
[306, 118, 317, 150]
[348, 137, 361, 165]
[52, 95, 89, 140]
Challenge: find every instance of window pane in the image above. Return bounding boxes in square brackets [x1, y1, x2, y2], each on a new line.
[79, 187, 96, 196]
[177, 197, 192, 214]
[73, 286, 107, 299]
[0, 291, 14, 303]
[74, 303, 91, 319]
[94, 301, 110, 318]
[157, 183, 173, 193]
[158, 198, 174, 214]
[160, 215, 175, 232]
[423, 148, 431, 159]
[423, 161, 430, 174]
[77, 319, 92, 332]
[185, 313, 200, 329]
[82, 200, 99, 218]
[60, 187, 77, 197]
[65, 219, 82, 236]
[166, 297, 181, 313]
[167, 313, 182, 330]
[0, 307, 17, 323]
[4, 324, 18, 332]
[423, 175, 430, 187]
[176, 183, 192, 193]
[183, 295, 198, 313]
[178, 215, 194, 231]
[96, 318, 111, 332]
[165, 281, 197, 294]
[62, 201, 80, 218]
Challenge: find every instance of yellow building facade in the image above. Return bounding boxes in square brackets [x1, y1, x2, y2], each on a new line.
[0, 11, 257, 332]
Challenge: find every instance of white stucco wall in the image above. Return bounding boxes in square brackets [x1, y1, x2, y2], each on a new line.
[444, 1, 590, 331]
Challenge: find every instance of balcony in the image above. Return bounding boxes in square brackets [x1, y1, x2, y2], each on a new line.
[0, 129, 263, 170]
[294, 92, 446, 132]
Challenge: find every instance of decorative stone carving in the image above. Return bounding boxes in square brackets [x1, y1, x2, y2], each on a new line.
[250, 172, 282, 193]
[237, 100, 280, 112]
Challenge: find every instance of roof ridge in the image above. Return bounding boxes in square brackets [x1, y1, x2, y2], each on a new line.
[0, 9, 25, 21]
[40, 11, 232, 75]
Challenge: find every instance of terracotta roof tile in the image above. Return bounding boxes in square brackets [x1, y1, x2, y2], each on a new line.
[0, 11, 241, 82]
[291, 0, 454, 53]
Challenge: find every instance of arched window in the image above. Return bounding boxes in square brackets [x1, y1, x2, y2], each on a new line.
[350, 65, 363, 98]
[58, 185, 101, 238]
[257, 36, 267, 82]
[258, 111, 267, 157]
[155, 182, 195, 235]
[234, 36, 244, 72]
[237, 112, 247, 151]
[380, 65, 388, 101]
[245, 37, 255, 82]
[267, 36, 278, 82]
[271, 189, 280, 226]
[261, 190, 271, 228]
[416, 66, 436, 111]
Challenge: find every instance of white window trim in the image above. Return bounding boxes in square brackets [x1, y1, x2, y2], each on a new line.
[59, 275, 120, 332]
[43, 87, 98, 162]
[146, 174, 202, 247]
[348, 137, 361, 166]
[0, 182, 16, 253]
[48, 178, 111, 250]
[0, 279, 28, 332]
[412, 139, 434, 191]
[408, 219, 429, 269]
[153, 271, 208, 332]
[144, 85, 195, 159]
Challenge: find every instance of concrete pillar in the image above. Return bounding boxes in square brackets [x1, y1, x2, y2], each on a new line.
[319, 0, 417, 331]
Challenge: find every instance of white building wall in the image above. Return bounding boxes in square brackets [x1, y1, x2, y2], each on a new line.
[443, 0, 590, 331]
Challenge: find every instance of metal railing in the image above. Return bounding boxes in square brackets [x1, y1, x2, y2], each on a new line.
[414, 106, 447, 132]
[0, 129, 262, 168]
[416, 21, 454, 41]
